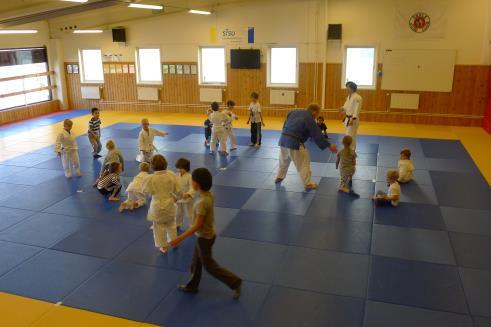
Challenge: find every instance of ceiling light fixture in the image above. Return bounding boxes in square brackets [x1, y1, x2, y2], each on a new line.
[73, 29, 103, 33]
[0, 30, 38, 34]
[128, 3, 163, 10]
[188, 9, 212, 15]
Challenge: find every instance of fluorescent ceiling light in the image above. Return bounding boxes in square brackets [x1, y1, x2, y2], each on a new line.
[73, 29, 103, 34]
[189, 9, 211, 15]
[63, 0, 89, 3]
[0, 30, 38, 34]
[128, 3, 163, 10]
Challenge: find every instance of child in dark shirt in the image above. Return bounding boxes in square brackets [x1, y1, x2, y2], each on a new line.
[316, 116, 328, 137]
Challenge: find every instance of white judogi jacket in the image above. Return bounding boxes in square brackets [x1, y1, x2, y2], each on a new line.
[342, 93, 362, 126]
[144, 170, 181, 223]
[222, 109, 237, 128]
[174, 172, 195, 204]
[138, 128, 167, 152]
[55, 129, 78, 153]
[209, 111, 231, 130]
[127, 171, 150, 194]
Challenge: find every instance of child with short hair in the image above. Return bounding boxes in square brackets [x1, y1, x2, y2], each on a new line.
[99, 140, 125, 177]
[170, 168, 242, 299]
[97, 162, 122, 201]
[316, 116, 328, 137]
[209, 102, 231, 156]
[144, 154, 181, 254]
[118, 162, 150, 212]
[398, 148, 415, 183]
[174, 158, 195, 230]
[204, 108, 213, 147]
[247, 92, 265, 147]
[336, 135, 357, 194]
[137, 118, 168, 163]
[88, 107, 102, 159]
[373, 170, 401, 207]
[223, 100, 238, 150]
[55, 119, 82, 178]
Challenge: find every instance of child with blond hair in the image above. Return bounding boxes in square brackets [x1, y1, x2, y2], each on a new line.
[118, 162, 150, 212]
[97, 162, 122, 201]
[336, 135, 357, 194]
[55, 119, 82, 178]
[174, 158, 195, 230]
[138, 118, 168, 163]
[373, 170, 401, 207]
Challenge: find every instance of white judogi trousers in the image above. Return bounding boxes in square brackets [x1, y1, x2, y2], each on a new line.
[175, 201, 193, 227]
[345, 119, 360, 150]
[210, 126, 228, 153]
[276, 145, 313, 186]
[62, 149, 81, 177]
[226, 127, 237, 148]
[153, 220, 177, 249]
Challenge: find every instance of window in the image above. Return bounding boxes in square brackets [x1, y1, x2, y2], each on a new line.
[198, 47, 226, 85]
[136, 48, 162, 85]
[267, 47, 298, 87]
[79, 49, 104, 84]
[343, 46, 377, 89]
[0, 47, 52, 111]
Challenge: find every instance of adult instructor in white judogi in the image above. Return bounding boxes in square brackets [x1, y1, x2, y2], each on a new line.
[275, 104, 337, 190]
[340, 81, 362, 150]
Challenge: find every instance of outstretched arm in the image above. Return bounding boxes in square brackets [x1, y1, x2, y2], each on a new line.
[170, 215, 204, 247]
[306, 116, 336, 153]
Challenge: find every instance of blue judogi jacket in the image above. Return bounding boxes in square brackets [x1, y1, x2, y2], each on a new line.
[278, 109, 331, 150]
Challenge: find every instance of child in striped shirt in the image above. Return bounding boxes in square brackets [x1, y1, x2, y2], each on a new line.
[88, 107, 102, 159]
[97, 162, 122, 201]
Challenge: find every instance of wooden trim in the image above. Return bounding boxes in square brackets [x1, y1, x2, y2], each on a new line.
[0, 85, 56, 99]
[0, 71, 54, 83]
[0, 100, 60, 126]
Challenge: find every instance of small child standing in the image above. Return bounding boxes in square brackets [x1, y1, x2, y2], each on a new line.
[170, 168, 242, 298]
[223, 100, 238, 151]
[55, 119, 82, 178]
[88, 107, 102, 159]
[118, 162, 150, 212]
[316, 116, 328, 137]
[138, 118, 168, 163]
[174, 158, 195, 230]
[97, 162, 122, 201]
[99, 140, 125, 179]
[204, 108, 213, 147]
[209, 102, 231, 156]
[247, 92, 265, 147]
[373, 170, 401, 207]
[398, 148, 415, 183]
[336, 135, 357, 194]
[144, 155, 181, 254]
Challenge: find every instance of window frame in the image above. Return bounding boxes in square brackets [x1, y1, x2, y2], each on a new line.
[135, 47, 163, 85]
[198, 46, 227, 86]
[267, 45, 299, 88]
[78, 48, 104, 84]
[341, 45, 378, 90]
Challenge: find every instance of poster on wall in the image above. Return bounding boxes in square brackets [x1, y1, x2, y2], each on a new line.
[183, 65, 190, 74]
[122, 64, 129, 73]
[176, 65, 183, 75]
[66, 64, 73, 74]
[72, 64, 79, 74]
[190, 65, 197, 75]
[116, 64, 123, 74]
[162, 64, 169, 74]
[109, 64, 116, 74]
[129, 64, 135, 74]
[169, 65, 176, 74]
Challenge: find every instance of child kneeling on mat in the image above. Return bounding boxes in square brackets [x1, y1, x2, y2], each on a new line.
[97, 162, 122, 201]
[118, 162, 150, 212]
[373, 170, 401, 207]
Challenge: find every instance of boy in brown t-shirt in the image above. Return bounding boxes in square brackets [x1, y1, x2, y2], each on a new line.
[170, 168, 242, 298]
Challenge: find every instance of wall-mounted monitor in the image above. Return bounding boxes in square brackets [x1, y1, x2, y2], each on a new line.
[230, 49, 260, 69]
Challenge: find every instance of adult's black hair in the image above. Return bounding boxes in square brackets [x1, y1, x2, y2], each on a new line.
[345, 81, 358, 92]
[192, 167, 213, 191]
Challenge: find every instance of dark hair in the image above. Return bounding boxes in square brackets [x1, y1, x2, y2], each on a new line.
[152, 154, 168, 171]
[91, 107, 99, 114]
[175, 158, 191, 172]
[226, 100, 235, 107]
[108, 162, 120, 174]
[400, 148, 412, 159]
[211, 102, 219, 111]
[192, 167, 212, 191]
[250, 92, 259, 100]
[345, 81, 358, 92]
[317, 116, 324, 121]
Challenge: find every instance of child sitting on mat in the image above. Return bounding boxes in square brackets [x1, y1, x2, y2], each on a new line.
[336, 135, 357, 195]
[55, 119, 82, 178]
[137, 118, 168, 163]
[174, 158, 195, 230]
[398, 148, 415, 183]
[97, 162, 122, 201]
[373, 170, 401, 207]
[118, 162, 150, 212]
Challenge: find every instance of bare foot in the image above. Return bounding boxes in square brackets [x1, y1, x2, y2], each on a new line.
[109, 196, 120, 201]
[339, 187, 350, 193]
[118, 203, 126, 213]
[159, 247, 168, 254]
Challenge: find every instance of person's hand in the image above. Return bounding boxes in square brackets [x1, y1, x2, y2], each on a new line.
[246, 120, 250, 125]
[262, 122, 266, 127]
[182, 193, 192, 200]
[170, 238, 181, 248]
[329, 144, 337, 153]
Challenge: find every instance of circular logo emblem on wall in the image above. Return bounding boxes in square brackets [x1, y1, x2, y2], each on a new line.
[409, 12, 431, 33]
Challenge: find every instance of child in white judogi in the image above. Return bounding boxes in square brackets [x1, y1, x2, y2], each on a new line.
[209, 102, 231, 156]
[118, 162, 150, 212]
[174, 158, 195, 230]
[55, 119, 82, 178]
[137, 118, 168, 163]
[144, 154, 181, 254]
[223, 100, 238, 151]
[340, 81, 362, 150]
[398, 148, 415, 183]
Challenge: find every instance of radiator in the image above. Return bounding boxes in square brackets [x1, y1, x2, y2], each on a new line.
[270, 89, 296, 105]
[137, 87, 160, 101]
[390, 93, 420, 110]
[80, 86, 101, 100]
[199, 88, 223, 102]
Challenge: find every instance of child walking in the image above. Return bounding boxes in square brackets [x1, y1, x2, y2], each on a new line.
[97, 162, 122, 201]
[144, 155, 181, 254]
[398, 148, 415, 183]
[209, 102, 231, 156]
[174, 158, 195, 230]
[336, 135, 357, 195]
[138, 118, 168, 163]
[247, 92, 265, 147]
[373, 170, 401, 207]
[316, 116, 328, 137]
[88, 107, 102, 159]
[223, 100, 238, 150]
[55, 119, 82, 178]
[118, 162, 150, 212]
[170, 168, 242, 298]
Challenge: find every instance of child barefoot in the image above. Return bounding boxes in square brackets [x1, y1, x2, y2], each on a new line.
[138, 118, 168, 163]
[118, 162, 150, 212]
[209, 102, 231, 156]
[97, 140, 124, 181]
[316, 116, 328, 137]
[55, 119, 82, 178]
[88, 107, 102, 159]
[170, 168, 242, 299]
[336, 135, 357, 195]
[144, 155, 181, 254]
[398, 148, 415, 183]
[97, 162, 122, 201]
[174, 158, 195, 230]
[223, 100, 238, 151]
[373, 170, 401, 207]
[246, 92, 265, 147]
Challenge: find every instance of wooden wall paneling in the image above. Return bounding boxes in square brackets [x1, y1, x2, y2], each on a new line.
[0, 100, 60, 125]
